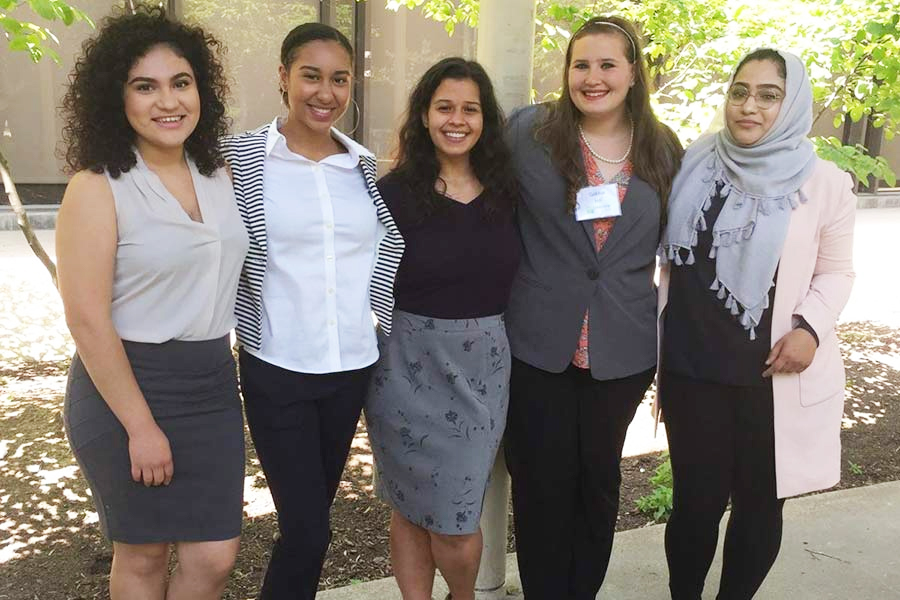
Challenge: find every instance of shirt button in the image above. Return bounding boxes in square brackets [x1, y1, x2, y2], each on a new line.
[326, 255, 334, 261]
[328, 319, 336, 326]
[325, 222, 334, 230]
[587, 268, 600, 280]
[327, 288, 335, 295]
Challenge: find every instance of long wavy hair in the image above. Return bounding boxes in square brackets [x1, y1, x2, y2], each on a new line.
[59, 5, 230, 177]
[391, 57, 518, 219]
[535, 16, 682, 215]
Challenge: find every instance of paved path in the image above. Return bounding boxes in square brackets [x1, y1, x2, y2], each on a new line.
[841, 207, 900, 327]
[319, 481, 900, 600]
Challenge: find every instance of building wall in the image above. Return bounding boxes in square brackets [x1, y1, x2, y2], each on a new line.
[0, 0, 117, 184]
[0, 1, 474, 187]
[0, 3, 895, 189]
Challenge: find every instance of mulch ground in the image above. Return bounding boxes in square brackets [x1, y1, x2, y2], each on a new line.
[0, 321, 897, 599]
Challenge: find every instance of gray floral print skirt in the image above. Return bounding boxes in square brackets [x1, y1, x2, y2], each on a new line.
[365, 310, 510, 535]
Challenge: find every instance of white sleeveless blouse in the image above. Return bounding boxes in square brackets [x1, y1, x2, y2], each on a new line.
[106, 152, 249, 343]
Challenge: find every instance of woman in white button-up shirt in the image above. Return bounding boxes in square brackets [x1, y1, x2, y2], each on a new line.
[221, 23, 403, 599]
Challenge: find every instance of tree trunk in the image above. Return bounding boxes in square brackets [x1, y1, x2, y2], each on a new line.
[0, 148, 59, 289]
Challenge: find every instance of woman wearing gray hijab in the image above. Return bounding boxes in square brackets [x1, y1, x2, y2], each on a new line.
[657, 49, 856, 599]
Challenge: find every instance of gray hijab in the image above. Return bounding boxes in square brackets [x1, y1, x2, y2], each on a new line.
[661, 50, 817, 339]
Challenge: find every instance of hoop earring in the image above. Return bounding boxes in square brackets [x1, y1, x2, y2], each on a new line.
[346, 99, 361, 135]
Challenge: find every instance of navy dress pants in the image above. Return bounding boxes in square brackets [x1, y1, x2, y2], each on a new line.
[239, 349, 373, 600]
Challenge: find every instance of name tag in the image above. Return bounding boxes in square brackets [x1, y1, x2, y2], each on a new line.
[575, 183, 622, 221]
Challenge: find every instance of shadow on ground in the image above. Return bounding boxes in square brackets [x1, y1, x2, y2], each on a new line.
[0, 322, 897, 599]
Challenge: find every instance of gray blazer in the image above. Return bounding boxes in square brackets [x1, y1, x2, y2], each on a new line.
[505, 105, 660, 381]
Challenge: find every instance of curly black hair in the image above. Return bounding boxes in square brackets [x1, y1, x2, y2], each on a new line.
[59, 5, 230, 177]
[391, 57, 518, 219]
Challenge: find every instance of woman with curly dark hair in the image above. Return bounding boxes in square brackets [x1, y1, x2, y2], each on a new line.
[56, 6, 248, 599]
[363, 57, 520, 600]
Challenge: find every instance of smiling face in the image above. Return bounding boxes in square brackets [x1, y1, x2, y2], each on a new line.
[424, 77, 483, 165]
[567, 32, 634, 124]
[123, 44, 200, 154]
[725, 59, 785, 147]
[279, 39, 352, 137]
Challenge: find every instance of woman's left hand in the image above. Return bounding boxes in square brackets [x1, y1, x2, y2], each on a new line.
[762, 329, 817, 377]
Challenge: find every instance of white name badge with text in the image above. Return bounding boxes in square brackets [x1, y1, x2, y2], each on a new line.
[575, 183, 621, 221]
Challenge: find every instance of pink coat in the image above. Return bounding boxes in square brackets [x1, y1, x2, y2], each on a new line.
[657, 158, 857, 498]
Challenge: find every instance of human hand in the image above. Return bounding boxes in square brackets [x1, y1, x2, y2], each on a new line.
[762, 328, 817, 378]
[128, 424, 173, 486]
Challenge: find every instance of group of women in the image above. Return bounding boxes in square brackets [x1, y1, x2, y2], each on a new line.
[55, 5, 855, 600]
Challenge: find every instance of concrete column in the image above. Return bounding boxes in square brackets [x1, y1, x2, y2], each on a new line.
[475, 0, 537, 114]
[474, 4, 536, 598]
[475, 449, 512, 599]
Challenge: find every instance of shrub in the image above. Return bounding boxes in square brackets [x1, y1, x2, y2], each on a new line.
[635, 454, 674, 522]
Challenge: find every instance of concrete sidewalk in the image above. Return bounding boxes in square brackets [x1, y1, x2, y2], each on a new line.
[319, 481, 900, 600]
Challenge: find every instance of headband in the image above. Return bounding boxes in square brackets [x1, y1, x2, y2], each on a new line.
[585, 20, 637, 62]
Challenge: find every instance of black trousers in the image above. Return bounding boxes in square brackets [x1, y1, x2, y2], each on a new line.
[661, 370, 786, 600]
[239, 349, 373, 600]
[504, 358, 654, 600]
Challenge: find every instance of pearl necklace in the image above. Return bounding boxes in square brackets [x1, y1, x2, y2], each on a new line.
[578, 122, 634, 164]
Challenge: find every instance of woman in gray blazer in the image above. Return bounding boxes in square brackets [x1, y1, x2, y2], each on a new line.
[503, 16, 682, 599]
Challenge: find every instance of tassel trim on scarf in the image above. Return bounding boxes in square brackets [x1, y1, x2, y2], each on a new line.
[659, 174, 779, 340]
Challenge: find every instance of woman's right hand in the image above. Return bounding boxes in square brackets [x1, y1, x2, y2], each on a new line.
[128, 424, 174, 486]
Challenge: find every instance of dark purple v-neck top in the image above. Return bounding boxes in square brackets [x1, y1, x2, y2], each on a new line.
[377, 172, 521, 320]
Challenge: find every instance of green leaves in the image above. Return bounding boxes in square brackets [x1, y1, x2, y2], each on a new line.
[813, 136, 897, 187]
[635, 454, 674, 523]
[529, 0, 900, 187]
[1, 0, 93, 63]
[385, 0, 478, 35]
[28, 0, 56, 21]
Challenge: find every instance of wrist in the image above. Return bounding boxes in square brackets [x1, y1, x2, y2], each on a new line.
[123, 414, 158, 438]
[792, 315, 819, 347]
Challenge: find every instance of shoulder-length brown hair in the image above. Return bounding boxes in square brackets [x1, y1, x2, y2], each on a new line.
[535, 16, 682, 214]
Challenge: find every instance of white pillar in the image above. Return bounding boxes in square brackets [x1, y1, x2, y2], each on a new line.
[474, 3, 536, 598]
[475, 449, 512, 599]
[475, 0, 537, 114]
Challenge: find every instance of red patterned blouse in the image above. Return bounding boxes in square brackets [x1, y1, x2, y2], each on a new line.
[571, 141, 632, 369]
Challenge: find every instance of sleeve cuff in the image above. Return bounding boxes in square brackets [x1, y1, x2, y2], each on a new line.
[794, 316, 820, 347]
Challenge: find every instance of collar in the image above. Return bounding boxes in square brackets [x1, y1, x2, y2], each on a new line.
[264, 116, 372, 168]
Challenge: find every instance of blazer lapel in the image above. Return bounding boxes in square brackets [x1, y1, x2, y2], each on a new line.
[569, 149, 606, 259]
[595, 176, 652, 265]
[360, 155, 400, 234]
[358, 154, 405, 336]
[229, 129, 269, 254]
[580, 217, 602, 260]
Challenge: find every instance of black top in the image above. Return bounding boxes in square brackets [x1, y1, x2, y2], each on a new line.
[662, 190, 775, 387]
[378, 172, 521, 320]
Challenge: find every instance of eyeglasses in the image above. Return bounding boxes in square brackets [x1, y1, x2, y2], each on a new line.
[726, 86, 783, 109]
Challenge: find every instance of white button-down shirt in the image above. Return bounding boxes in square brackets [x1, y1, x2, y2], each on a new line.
[246, 118, 381, 374]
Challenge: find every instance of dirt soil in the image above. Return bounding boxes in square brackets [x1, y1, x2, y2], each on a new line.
[0, 321, 897, 599]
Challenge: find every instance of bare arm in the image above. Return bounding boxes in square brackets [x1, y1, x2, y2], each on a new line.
[56, 171, 173, 486]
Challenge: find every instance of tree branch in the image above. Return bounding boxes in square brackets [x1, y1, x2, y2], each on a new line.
[0, 148, 59, 289]
[813, 50, 873, 127]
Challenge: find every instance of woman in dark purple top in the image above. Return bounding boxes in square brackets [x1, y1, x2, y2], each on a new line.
[364, 57, 519, 600]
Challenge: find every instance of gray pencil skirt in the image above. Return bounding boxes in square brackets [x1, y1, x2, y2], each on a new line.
[63, 335, 244, 544]
[365, 310, 510, 535]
